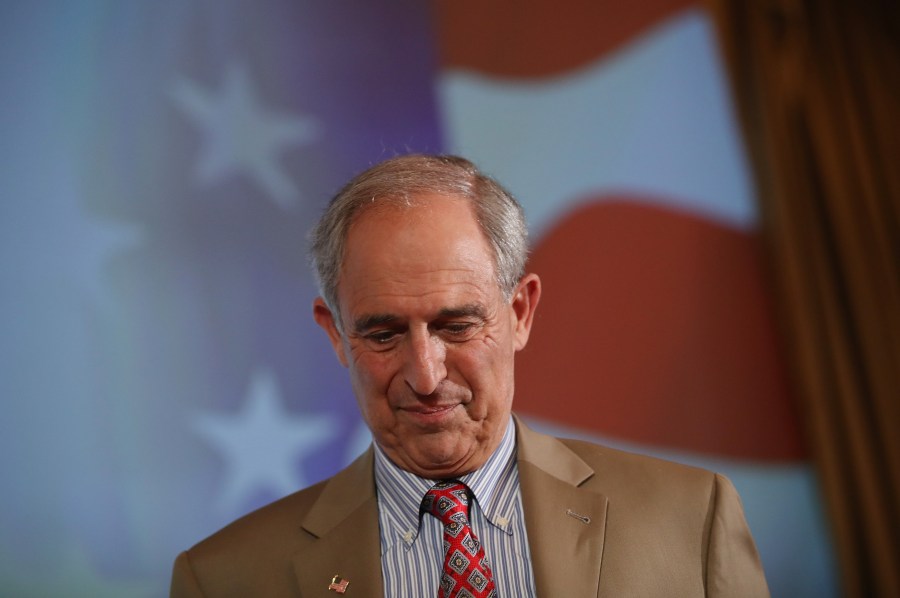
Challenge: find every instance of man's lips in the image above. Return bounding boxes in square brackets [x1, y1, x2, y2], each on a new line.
[400, 404, 459, 415]
[397, 403, 464, 427]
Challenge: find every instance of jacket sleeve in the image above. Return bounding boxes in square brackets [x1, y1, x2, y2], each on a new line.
[706, 474, 771, 597]
[170, 551, 207, 598]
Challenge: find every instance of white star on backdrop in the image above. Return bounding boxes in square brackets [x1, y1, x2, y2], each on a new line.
[193, 368, 339, 514]
[169, 63, 321, 208]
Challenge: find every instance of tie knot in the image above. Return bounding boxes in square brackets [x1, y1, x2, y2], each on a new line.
[422, 481, 471, 527]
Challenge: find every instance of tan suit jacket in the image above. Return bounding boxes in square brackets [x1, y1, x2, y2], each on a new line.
[171, 416, 769, 597]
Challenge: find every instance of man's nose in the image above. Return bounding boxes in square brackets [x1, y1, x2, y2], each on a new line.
[402, 331, 447, 396]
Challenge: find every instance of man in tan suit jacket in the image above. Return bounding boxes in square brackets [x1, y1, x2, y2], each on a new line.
[171, 417, 768, 597]
[171, 155, 769, 597]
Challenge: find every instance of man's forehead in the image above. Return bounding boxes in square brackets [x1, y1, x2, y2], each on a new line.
[334, 192, 504, 326]
[340, 195, 495, 275]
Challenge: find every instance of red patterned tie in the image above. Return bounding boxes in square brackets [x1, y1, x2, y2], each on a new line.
[422, 481, 497, 598]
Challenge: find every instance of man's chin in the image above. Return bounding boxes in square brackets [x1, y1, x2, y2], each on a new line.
[397, 439, 485, 479]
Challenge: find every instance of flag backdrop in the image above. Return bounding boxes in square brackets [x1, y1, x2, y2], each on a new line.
[0, 1, 838, 595]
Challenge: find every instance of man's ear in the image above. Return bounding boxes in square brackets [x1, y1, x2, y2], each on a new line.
[313, 297, 349, 367]
[510, 273, 541, 351]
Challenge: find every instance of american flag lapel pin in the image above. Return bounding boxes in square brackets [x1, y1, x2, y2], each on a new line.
[328, 574, 349, 594]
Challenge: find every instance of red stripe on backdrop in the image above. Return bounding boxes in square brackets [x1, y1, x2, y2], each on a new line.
[435, 0, 696, 78]
[516, 199, 805, 461]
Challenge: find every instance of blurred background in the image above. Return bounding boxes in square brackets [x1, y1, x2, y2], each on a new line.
[2, 1, 897, 596]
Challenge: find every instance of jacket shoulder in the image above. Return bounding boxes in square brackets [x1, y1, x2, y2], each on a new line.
[173, 448, 376, 596]
[555, 438, 769, 597]
[559, 437, 716, 492]
[185, 478, 329, 572]
[555, 436, 728, 518]
[515, 415, 718, 501]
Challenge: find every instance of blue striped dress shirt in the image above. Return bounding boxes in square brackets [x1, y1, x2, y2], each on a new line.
[374, 417, 536, 597]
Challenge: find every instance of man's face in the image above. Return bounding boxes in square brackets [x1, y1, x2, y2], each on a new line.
[313, 194, 540, 478]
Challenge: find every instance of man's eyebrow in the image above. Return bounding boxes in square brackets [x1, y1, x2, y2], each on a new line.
[353, 313, 398, 333]
[437, 304, 488, 319]
[352, 304, 487, 332]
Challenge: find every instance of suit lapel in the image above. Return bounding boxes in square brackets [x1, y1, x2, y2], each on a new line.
[516, 417, 608, 598]
[292, 448, 384, 597]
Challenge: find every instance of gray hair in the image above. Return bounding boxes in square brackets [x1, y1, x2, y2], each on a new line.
[309, 154, 529, 324]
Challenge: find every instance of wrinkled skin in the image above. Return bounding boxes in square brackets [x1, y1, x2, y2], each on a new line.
[313, 194, 541, 478]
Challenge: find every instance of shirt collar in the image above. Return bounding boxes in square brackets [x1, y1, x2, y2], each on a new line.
[374, 417, 518, 549]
